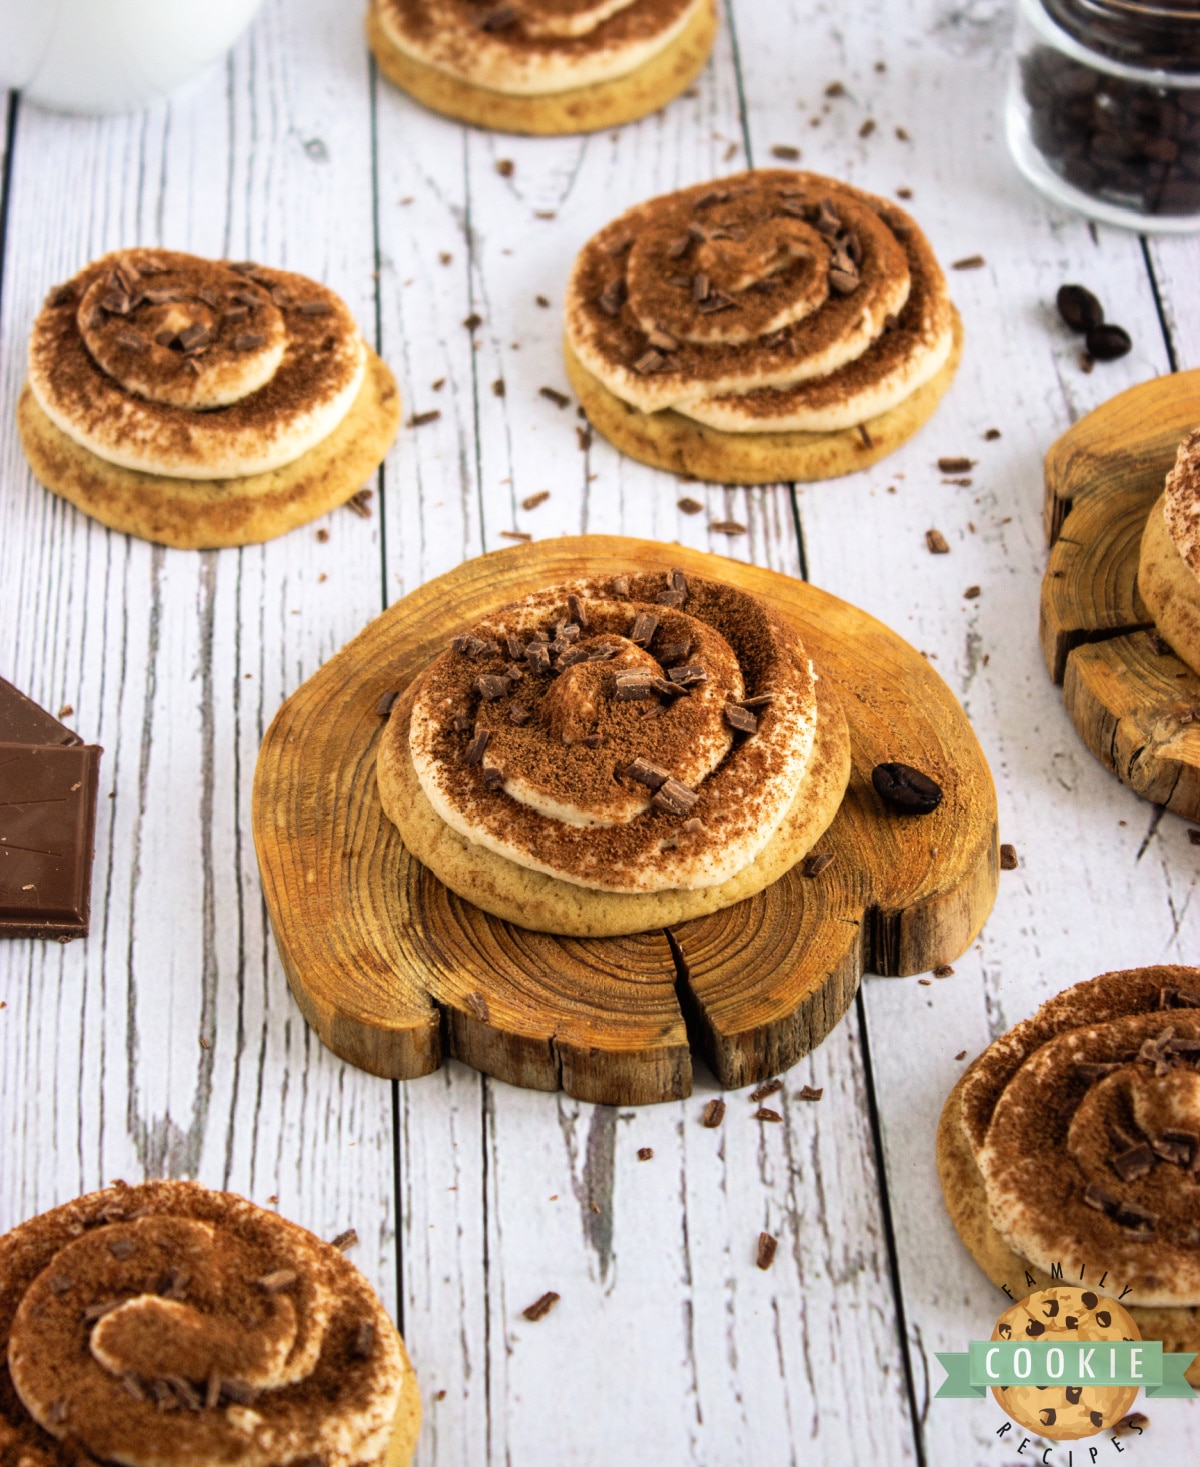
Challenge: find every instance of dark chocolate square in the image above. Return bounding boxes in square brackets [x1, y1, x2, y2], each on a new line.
[0, 676, 82, 747]
[0, 742, 101, 938]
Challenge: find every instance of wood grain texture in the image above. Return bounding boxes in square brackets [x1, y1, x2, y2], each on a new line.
[1043, 368, 1200, 545]
[0, 0, 402, 1349]
[254, 534, 998, 1102]
[1041, 378, 1200, 817]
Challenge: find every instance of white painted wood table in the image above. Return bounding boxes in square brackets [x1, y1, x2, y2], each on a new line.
[2, 2, 1198, 1463]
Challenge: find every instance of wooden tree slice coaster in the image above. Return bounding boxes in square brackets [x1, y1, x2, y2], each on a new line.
[253, 536, 998, 1104]
[1041, 370, 1200, 818]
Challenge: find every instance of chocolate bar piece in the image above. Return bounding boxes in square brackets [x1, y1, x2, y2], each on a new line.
[0, 742, 101, 938]
[0, 676, 82, 746]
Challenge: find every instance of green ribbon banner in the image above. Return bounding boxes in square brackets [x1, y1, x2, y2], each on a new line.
[935, 1340, 1197, 1399]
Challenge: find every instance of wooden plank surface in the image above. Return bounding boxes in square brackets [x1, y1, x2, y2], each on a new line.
[0, 0, 400, 1345]
[3, 0, 1200, 1463]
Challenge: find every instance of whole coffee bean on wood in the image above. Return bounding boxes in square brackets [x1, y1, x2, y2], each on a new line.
[1085, 323, 1132, 361]
[872, 762, 944, 815]
[1056, 284, 1104, 334]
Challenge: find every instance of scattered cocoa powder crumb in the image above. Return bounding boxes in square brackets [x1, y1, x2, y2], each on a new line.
[756, 1232, 778, 1270]
[1000, 843, 1018, 869]
[346, 490, 373, 519]
[919, 978, 932, 985]
[926, 529, 950, 554]
[492, 378, 506, 397]
[535, 295, 550, 308]
[895, 125, 908, 139]
[803, 851, 833, 877]
[434, 1389, 447, 1402]
[267, 1195, 279, 1205]
[316, 528, 329, 542]
[938, 456, 976, 473]
[751, 1078, 782, 1103]
[523, 1292, 560, 1322]
[540, 386, 570, 409]
[331, 1228, 359, 1251]
[1188, 830, 1200, 846]
[58, 705, 73, 719]
[797, 1085, 823, 1102]
[710, 520, 747, 535]
[963, 586, 981, 599]
[955, 1050, 968, 1061]
[896, 186, 913, 199]
[859, 119, 876, 138]
[410, 409, 441, 427]
[755, 1107, 783, 1123]
[984, 428, 1001, 440]
[535, 210, 557, 220]
[522, 491, 550, 511]
[637, 1147, 653, 1161]
[431, 377, 445, 390]
[463, 313, 482, 331]
[496, 159, 514, 177]
[702, 1098, 726, 1128]
[952, 255, 985, 270]
[499, 530, 532, 542]
[576, 425, 593, 451]
[1079, 352, 1095, 374]
[677, 497, 703, 515]
[933, 965, 955, 978]
[771, 144, 801, 160]
[825, 81, 845, 96]
[438, 253, 452, 267]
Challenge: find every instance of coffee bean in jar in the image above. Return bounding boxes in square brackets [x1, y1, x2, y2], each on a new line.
[1007, 0, 1200, 232]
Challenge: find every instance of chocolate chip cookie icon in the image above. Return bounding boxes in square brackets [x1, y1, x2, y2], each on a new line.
[991, 1287, 1141, 1440]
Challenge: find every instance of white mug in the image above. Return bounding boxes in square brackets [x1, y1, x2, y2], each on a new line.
[0, 0, 266, 114]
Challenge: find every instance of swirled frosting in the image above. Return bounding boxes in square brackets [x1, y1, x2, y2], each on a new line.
[0, 1179, 411, 1467]
[375, 0, 703, 95]
[404, 567, 818, 892]
[565, 169, 956, 432]
[28, 250, 366, 479]
[960, 968, 1200, 1308]
[1163, 428, 1200, 582]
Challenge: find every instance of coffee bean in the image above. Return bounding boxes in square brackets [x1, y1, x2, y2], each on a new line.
[1056, 284, 1104, 334]
[872, 762, 943, 815]
[1086, 323, 1132, 361]
[1020, 44, 1200, 221]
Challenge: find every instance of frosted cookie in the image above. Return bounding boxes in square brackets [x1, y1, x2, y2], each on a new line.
[377, 564, 851, 936]
[367, 0, 717, 134]
[938, 966, 1200, 1381]
[18, 249, 400, 549]
[0, 1178, 420, 1466]
[1138, 428, 1200, 674]
[564, 169, 962, 483]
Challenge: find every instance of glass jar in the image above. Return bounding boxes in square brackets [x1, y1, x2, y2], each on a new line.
[1007, 0, 1200, 232]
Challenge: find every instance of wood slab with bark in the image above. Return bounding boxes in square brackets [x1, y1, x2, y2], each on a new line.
[254, 535, 998, 1103]
[1041, 372, 1200, 817]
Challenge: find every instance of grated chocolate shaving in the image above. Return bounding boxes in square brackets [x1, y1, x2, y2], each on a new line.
[652, 778, 699, 815]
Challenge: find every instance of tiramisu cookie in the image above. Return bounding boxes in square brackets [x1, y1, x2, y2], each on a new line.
[17, 249, 400, 549]
[938, 966, 1200, 1377]
[377, 564, 851, 936]
[1138, 428, 1200, 673]
[366, 0, 717, 135]
[0, 1178, 420, 1467]
[564, 169, 962, 483]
